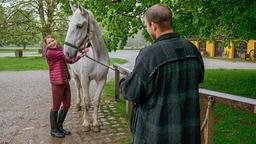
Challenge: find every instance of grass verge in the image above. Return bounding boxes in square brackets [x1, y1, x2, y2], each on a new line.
[0, 57, 128, 71]
[201, 69, 256, 144]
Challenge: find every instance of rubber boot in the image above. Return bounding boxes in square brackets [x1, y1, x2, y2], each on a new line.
[57, 107, 71, 135]
[50, 110, 65, 138]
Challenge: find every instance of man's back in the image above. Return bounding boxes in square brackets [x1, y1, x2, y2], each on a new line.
[121, 33, 204, 144]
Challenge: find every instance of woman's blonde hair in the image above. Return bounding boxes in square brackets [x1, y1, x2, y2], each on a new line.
[43, 35, 55, 56]
[43, 35, 55, 49]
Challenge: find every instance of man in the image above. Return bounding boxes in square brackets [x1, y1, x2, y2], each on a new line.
[120, 4, 204, 144]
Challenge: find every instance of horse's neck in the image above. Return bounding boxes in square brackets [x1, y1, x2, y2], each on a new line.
[89, 19, 109, 63]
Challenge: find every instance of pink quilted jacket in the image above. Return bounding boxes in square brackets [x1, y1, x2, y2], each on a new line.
[46, 46, 81, 85]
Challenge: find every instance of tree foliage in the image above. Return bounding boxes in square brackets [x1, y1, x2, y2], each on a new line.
[60, 0, 256, 51]
[1, 0, 255, 50]
[2, 7, 39, 48]
[0, 0, 69, 47]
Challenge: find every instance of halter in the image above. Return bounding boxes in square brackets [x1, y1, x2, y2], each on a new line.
[64, 11, 91, 52]
[64, 36, 90, 53]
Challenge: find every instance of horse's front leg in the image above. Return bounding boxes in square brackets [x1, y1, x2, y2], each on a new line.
[81, 77, 91, 132]
[92, 79, 106, 132]
[74, 75, 82, 111]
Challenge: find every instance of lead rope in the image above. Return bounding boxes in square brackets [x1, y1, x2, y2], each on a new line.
[200, 97, 215, 144]
[80, 53, 127, 75]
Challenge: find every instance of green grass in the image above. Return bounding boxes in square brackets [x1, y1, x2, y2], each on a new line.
[110, 58, 128, 65]
[200, 69, 256, 98]
[0, 57, 48, 71]
[0, 48, 38, 53]
[102, 81, 127, 118]
[213, 104, 256, 144]
[102, 80, 131, 144]
[201, 69, 256, 144]
[0, 56, 128, 71]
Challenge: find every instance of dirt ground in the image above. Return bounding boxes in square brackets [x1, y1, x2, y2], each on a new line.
[0, 70, 129, 144]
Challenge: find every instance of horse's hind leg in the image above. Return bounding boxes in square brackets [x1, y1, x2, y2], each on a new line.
[74, 74, 82, 111]
[92, 78, 106, 132]
[81, 77, 91, 132]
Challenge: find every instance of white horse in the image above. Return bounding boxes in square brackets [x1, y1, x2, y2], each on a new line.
[64, 5, 109, 132]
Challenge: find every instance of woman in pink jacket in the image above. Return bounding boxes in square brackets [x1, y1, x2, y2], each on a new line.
[44, 35, 88, 138]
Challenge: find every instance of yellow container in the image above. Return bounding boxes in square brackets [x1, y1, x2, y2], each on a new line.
[206, 40, 215, 57]
[224, 42, 235, 59]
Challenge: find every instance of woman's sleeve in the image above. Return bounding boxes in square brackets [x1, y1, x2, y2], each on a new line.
[46, 49, 65, 63]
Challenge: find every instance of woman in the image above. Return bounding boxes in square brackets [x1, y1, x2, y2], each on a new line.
[44, 35, 88, 138]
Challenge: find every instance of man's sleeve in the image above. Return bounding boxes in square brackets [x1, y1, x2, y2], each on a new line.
[120, 50, 148, 104]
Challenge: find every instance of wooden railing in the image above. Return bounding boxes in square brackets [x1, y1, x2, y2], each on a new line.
[113, 64, 256, 144]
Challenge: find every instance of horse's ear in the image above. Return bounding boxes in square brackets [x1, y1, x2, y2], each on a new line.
[78, 4, 83, 13]
[78, 4, 88, 17]
[89, 19, 95, 32]
[69, 1, 76, 13]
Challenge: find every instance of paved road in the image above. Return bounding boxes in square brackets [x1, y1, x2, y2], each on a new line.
[109, 50, 256, 69]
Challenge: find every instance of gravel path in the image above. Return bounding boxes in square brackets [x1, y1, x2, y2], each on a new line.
[0, 70, 128, 144]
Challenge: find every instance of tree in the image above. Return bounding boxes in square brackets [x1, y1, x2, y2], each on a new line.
[0, 0, 69, 48]
[60, 0, 256, 51]
[60, 0, 159, 51]
[171, 0, 256, 42]
[0, 4, 7, 46]
[2, 7, 40, 49]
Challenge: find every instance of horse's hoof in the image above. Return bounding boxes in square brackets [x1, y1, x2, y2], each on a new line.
[92, 125, 100, 132]
[83, 125, 91, 132]
[76, 105, 81, 111]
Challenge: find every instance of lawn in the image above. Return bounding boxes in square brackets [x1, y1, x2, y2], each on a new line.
[201, 69, 256, 99]
[0, 56, 128, 71]
[0, 49, 39, 53]
[200, 69, 256, 144]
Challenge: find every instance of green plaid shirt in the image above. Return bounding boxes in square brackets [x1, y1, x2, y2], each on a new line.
[120, 33, 204, 144]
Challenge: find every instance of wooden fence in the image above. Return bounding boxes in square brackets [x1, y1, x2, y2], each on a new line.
[113, 64, 256, 144]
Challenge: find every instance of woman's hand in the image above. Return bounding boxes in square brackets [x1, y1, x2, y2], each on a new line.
[79, 45, 90, 56]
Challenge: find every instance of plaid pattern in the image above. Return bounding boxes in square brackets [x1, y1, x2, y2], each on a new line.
[120, 33, 204, 144]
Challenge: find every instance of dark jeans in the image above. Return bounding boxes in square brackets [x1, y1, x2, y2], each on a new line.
[51, 82, 71, 111]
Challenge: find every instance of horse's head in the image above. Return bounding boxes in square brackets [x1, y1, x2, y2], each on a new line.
[64, 5, 90, 58]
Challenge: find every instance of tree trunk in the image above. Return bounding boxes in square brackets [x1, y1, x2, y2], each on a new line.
[23, 43, 26, 50]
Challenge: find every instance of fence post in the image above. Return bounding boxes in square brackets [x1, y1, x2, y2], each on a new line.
[200, 96, 214, 144]
[15, 49, 23, 57]
[113, 65, 120, 101]
[126, 100, 133, 121]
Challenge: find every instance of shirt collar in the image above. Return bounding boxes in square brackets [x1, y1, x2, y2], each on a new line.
[154, 32, 180, 43]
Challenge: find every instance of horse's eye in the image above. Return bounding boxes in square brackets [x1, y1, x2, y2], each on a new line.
[77, 24, 83, 29]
